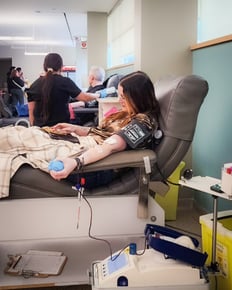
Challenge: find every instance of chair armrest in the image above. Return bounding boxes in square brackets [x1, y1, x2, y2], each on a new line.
[73, 108, 98, 114]
[80, 149, 157, 173]
[79, 149, 157, 219]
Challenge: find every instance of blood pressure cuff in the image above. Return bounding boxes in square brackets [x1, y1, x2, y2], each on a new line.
[117, 118, 152, 149]
[144, 224, 208, 267]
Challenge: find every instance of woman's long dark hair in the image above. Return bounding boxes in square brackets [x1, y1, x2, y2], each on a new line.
[119, 71, 160, 121]
[41, 53, 63, 123]
[102, 71, 160, 130]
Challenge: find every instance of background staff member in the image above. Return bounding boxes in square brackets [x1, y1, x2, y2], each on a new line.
[27, 53, 100, 127]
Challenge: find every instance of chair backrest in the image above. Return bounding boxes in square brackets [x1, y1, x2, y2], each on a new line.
[150, 75, 209, 181]
[105, 74, 123, 89]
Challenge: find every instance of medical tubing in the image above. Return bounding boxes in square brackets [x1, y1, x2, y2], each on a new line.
[81, 193, 147, 260]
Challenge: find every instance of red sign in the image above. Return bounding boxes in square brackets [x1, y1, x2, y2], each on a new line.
[81, 41, 87, 49]
[62, 66, 76, 72]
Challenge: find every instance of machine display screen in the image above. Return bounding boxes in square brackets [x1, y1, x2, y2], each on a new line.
[107, 253, 128, 275]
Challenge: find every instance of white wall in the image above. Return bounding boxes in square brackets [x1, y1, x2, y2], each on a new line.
[0, 45, 84, 87]
[0, 0, 199, 88]
[75, 39, 88, 88]
[198, 0, 232, 42]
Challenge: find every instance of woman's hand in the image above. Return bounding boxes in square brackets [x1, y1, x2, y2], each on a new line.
[49, 157, 77, 180]
[52, 122, 90, 136]
[52, 123, 77, 134]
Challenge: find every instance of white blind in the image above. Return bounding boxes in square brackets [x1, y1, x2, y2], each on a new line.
[107, 0, 135, 67]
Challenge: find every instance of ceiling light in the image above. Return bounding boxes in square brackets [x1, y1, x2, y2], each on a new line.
[24, 51, 49, 56]
[0, 36, 34, 41]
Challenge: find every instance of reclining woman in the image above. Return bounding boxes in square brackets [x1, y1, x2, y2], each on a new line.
[0, 71, 160, 199]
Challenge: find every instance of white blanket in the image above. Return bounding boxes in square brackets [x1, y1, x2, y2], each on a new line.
[0, 126, 96, 198]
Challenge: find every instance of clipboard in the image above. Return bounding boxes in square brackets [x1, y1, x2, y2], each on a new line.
[5, 250, 67, 278]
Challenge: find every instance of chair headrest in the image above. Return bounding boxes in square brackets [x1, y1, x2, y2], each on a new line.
[105, 74, 124, 89]
[150, 75, 208, 181]
[156, 75, 208, 141]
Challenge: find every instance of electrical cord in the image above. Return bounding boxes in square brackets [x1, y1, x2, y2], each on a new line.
[74, 162, 192, 261]
[81, 193, 148, 261]
[82, 194, 114, 258]
[76, 162, 182, 260]
[154, 163, 181, 186]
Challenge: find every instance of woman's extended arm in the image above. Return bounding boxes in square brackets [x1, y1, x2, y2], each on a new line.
[49, 134, 127, 180]
[52, 122, 91, 136]
[76, 91, 100, 102]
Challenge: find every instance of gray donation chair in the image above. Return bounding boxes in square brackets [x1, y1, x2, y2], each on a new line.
[8, 75, 209, 218]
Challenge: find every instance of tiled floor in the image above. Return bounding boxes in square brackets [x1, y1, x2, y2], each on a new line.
[166, 206, 205, 243]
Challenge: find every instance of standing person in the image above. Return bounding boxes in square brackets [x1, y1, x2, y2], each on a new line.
[6, 66, 16, 95]
[5, 66, 15, 110]
[8, 68, 25, 116]
[0, 71, 160, 198]
[16, 66, 30, 95]
[16, 67, 25, 81]
[27, 53, 100, 127]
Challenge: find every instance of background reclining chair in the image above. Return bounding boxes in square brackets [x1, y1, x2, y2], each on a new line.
[72, 74, 123, 127]
[7, 75, 208, 218]
[104, 74, 123, 92]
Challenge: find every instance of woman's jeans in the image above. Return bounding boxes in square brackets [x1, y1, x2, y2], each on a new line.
[10, 88, 24, 116]
[11, 88, 24, 106]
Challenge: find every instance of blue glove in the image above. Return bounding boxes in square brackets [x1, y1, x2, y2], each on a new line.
[98, 87, 117, 98]
[48, 160, 64, 171]
[99, 88, 107, 98]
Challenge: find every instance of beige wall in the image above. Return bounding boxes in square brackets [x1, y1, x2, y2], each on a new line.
[133, 0, 197, 171]
[89, 0, 197, 81]
[134, 0, 197, 82]
[87, 12, 107, 72]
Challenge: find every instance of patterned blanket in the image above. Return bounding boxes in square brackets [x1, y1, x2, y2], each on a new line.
[0, 126, 96, 198]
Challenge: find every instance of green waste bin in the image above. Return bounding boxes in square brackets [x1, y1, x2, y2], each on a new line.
[155, 161, 185, 220]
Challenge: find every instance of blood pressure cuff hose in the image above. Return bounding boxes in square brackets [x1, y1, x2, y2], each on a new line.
[145, 224, 208, 267]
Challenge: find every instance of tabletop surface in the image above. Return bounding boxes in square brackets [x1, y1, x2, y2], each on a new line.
[179, 176, 232, 200]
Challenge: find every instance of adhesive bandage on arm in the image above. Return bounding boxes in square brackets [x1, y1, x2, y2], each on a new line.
[78, 135, 126, 166]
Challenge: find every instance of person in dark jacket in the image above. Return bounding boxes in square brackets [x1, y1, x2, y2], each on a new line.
[8, 68, 25, 116]
[6, 66, 15, 94]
